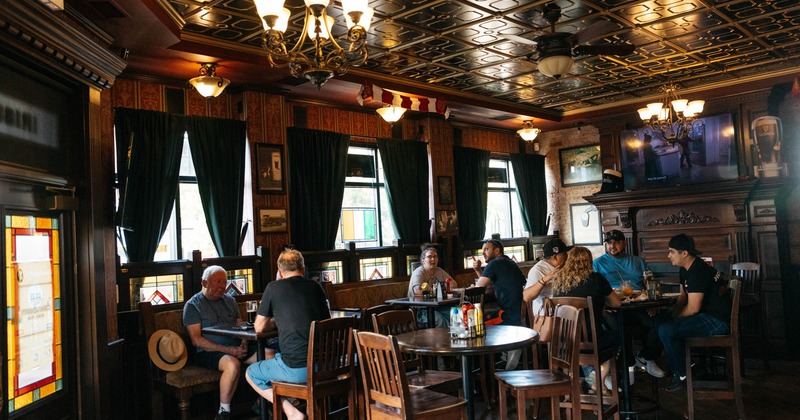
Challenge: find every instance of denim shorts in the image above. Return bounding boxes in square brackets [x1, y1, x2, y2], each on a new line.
[246, 353, 307, 390]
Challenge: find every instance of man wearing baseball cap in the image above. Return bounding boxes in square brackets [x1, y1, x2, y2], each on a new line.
[659, 234, 732, 392]
[593, 229, 665, 379]
[523, 238, 570, 315]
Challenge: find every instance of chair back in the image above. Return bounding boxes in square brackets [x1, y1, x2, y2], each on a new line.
[372, 309, 421, 369]
[308, 317, 356, 384]
[548, 296, 600, 355]
[140, 301, 199, 371]
[361, 304, 395, 332]
[730, 262, 760, 298]
[728, 278, 742, 340]
[548, 304, 581, 377]
[459, 286, 485, 306]
[354, 331, 413, 418]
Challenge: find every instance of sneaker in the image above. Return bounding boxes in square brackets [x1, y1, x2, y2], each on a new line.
[215, 409, 230, 420]
[635, 353, 666, 378]
[665, 375, 686, 392]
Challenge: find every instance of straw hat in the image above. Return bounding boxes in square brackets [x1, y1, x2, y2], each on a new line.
[148, 329, 188, 371]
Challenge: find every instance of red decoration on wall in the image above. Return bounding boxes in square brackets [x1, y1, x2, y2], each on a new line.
[358, 81, 450, 118]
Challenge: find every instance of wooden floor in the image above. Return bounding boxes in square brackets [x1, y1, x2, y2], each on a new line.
[230, 358, 795, 420]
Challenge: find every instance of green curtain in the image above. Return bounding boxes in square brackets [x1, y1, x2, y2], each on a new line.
[377, 137, 430, 244]
[287, 127, 349, 250]
[453, 146, 490, 241]
[114, 108, 184, 262]
[510, 153, 548, 235]
[186, 116, 247, 256]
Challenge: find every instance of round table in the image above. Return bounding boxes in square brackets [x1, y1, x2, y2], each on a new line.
[394, 325, 539, 420]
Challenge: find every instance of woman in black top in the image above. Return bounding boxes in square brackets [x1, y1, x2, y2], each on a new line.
[550, 246, 622, 393]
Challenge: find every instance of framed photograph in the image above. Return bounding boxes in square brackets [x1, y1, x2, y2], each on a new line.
[258, 208, 288, 233]
[570, 203, 602, 245]
[437, 176, 453, 205]
[256, 143, 285, 194]
[435, 210, 458, 233]
[559, 144, 602, 187]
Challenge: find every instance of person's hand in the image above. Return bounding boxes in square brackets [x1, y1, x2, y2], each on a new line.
[228, 344, 247, 358]
[647, 308, 659, 317]
[472, 258, 482, 271]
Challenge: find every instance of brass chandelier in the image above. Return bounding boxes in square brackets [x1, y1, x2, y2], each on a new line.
[637, 80, 704, 143]
[253, 0, 373, 89]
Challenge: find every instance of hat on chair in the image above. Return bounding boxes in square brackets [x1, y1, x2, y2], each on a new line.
[148, 329, 188, 371]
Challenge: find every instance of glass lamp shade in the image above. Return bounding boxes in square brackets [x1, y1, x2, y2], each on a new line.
[517, 127, 541, 141]
[260, 7, 290, 31]
[537, 55, 574, 78]
[344, 6, 373, 31]
[376, 105, 407, 123]
[637, 107, 651, 120]
[254, 0, 286, 25]
[189, 76, 230, 97]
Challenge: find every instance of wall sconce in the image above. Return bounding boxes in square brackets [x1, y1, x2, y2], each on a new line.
[376, 105, 407, 123]
[188, 63, 230, 97]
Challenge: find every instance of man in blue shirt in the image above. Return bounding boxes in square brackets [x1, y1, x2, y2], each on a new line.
[593, 230, 665, 379]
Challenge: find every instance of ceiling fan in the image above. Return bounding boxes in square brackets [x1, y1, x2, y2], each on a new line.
[508, 3, 636, 79]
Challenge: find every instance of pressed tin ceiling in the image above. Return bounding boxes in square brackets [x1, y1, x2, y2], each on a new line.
[82, 0, 800, 129]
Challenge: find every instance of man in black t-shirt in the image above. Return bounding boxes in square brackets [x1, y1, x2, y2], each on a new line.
[245, 249, 329, 420]
[658, 234, 732, 392]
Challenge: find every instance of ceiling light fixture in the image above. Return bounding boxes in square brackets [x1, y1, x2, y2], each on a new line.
[253, 0, 373, 89]
[376, 105, 406, 123]
[637, 78, 704, 143]
[188, 63, 230, 98]
[517, 120, 541, 141]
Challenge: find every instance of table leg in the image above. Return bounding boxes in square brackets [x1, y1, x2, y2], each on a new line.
[461, 355, 474, 420]
[427, 307, 436, 329]
[257, 339, 268, 420]
[617, 312, 633, 419]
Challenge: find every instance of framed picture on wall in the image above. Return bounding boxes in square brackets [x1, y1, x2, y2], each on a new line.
[437, 176, 453, 205]
[256, 143, 285, 194]
[258, 208, 288, 233]
[559, 144, 602, 187]
[570, 203, 602, 245]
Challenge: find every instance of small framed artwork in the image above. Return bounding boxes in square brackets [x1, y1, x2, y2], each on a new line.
[437, 176, 453, 205]
[570, 203, 602, 245]
[258, 208, 288, 233]
[256, 143, 285, 194]
[559, 144, 602, 187]
[435, 210, 458, 233]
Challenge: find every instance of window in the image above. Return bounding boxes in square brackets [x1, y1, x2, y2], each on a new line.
[336, 145, 396, 248]
[116, 135, 254, 263]
[484, 158, 527, 238]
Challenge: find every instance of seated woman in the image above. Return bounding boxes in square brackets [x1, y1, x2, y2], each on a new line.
[549, 246, 622, 394]
[407, 245, 452, 327]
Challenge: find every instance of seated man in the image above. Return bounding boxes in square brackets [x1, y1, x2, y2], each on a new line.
[184, 265, 265, 420]
[659, 234, 733, 392]
[246, 249, 330, 420]
[593, 229, 665, 379]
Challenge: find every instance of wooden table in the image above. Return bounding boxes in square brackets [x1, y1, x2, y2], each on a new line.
[394, 325, 539, 420]
[615, 295, 677, 419]
[385, 296, 460, 328]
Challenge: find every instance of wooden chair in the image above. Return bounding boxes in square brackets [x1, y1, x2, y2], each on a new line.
[140, 301, 222, 420]
[550, 296, 620, 420]
[272, 316, 358, 420]
[495, 304, 582, 419]
[372, 310, 463, 396]
[685, 278, 746, 420]
[522, 298, 553, 418]
[731, 262, 768, 374]
[354, 330, 467, 419]
[360, 303, 395, 332]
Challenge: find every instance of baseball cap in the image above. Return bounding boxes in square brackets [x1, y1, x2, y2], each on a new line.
[542, 238, 571, 258]
[668, 233, 703, 256]
[603, 229, 626, 242]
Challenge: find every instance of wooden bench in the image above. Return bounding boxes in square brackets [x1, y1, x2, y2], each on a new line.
[139, 293, 262, 420]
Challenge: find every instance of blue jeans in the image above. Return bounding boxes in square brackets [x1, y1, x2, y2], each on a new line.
[246, 353, 307, 390]
[657, 313, 728, 376]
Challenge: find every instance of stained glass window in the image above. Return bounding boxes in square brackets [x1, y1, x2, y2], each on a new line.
[5, 214, 63, 412]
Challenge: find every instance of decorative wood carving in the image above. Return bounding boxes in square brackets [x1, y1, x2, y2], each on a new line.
[733, 204, 747, 222]
[619, 209, 631, 228]
[646, 210, 720, 226]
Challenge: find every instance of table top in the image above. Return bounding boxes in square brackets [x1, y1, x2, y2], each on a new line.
[202, 322, 276, 340]
[386, 296, 461, 307]
[617, 295, 677, 311]
[395, 325, 538, 356]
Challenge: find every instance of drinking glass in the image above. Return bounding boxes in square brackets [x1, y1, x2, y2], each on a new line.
[246, 300, 258, 324]
[621, 280, 634, 297]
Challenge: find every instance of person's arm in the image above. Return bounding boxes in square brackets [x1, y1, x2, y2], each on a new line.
[675, 292, 703, 318]
[472, 258, 483, 277]
[605, 289, 622, 309]
[185, 323, 247, 358]
[253, 314, 276, 333]
[475, 276, 491, 288]
[523, 270, 555, 303]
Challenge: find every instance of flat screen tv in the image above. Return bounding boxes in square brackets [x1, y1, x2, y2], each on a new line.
[619, 113, 739, 190]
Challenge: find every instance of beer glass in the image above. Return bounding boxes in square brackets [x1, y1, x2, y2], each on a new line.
[246, 300, 258, 324]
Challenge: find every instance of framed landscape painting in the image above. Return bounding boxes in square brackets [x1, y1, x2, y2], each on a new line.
[559, 144, 602, 187]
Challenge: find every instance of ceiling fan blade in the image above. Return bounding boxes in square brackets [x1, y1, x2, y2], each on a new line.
[503, 34, 538, 46]
[568, 20, 618, 45]
[573, 43, 636, 57]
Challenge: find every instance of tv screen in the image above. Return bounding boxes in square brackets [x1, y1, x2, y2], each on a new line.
[620, 113, 739, 190]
